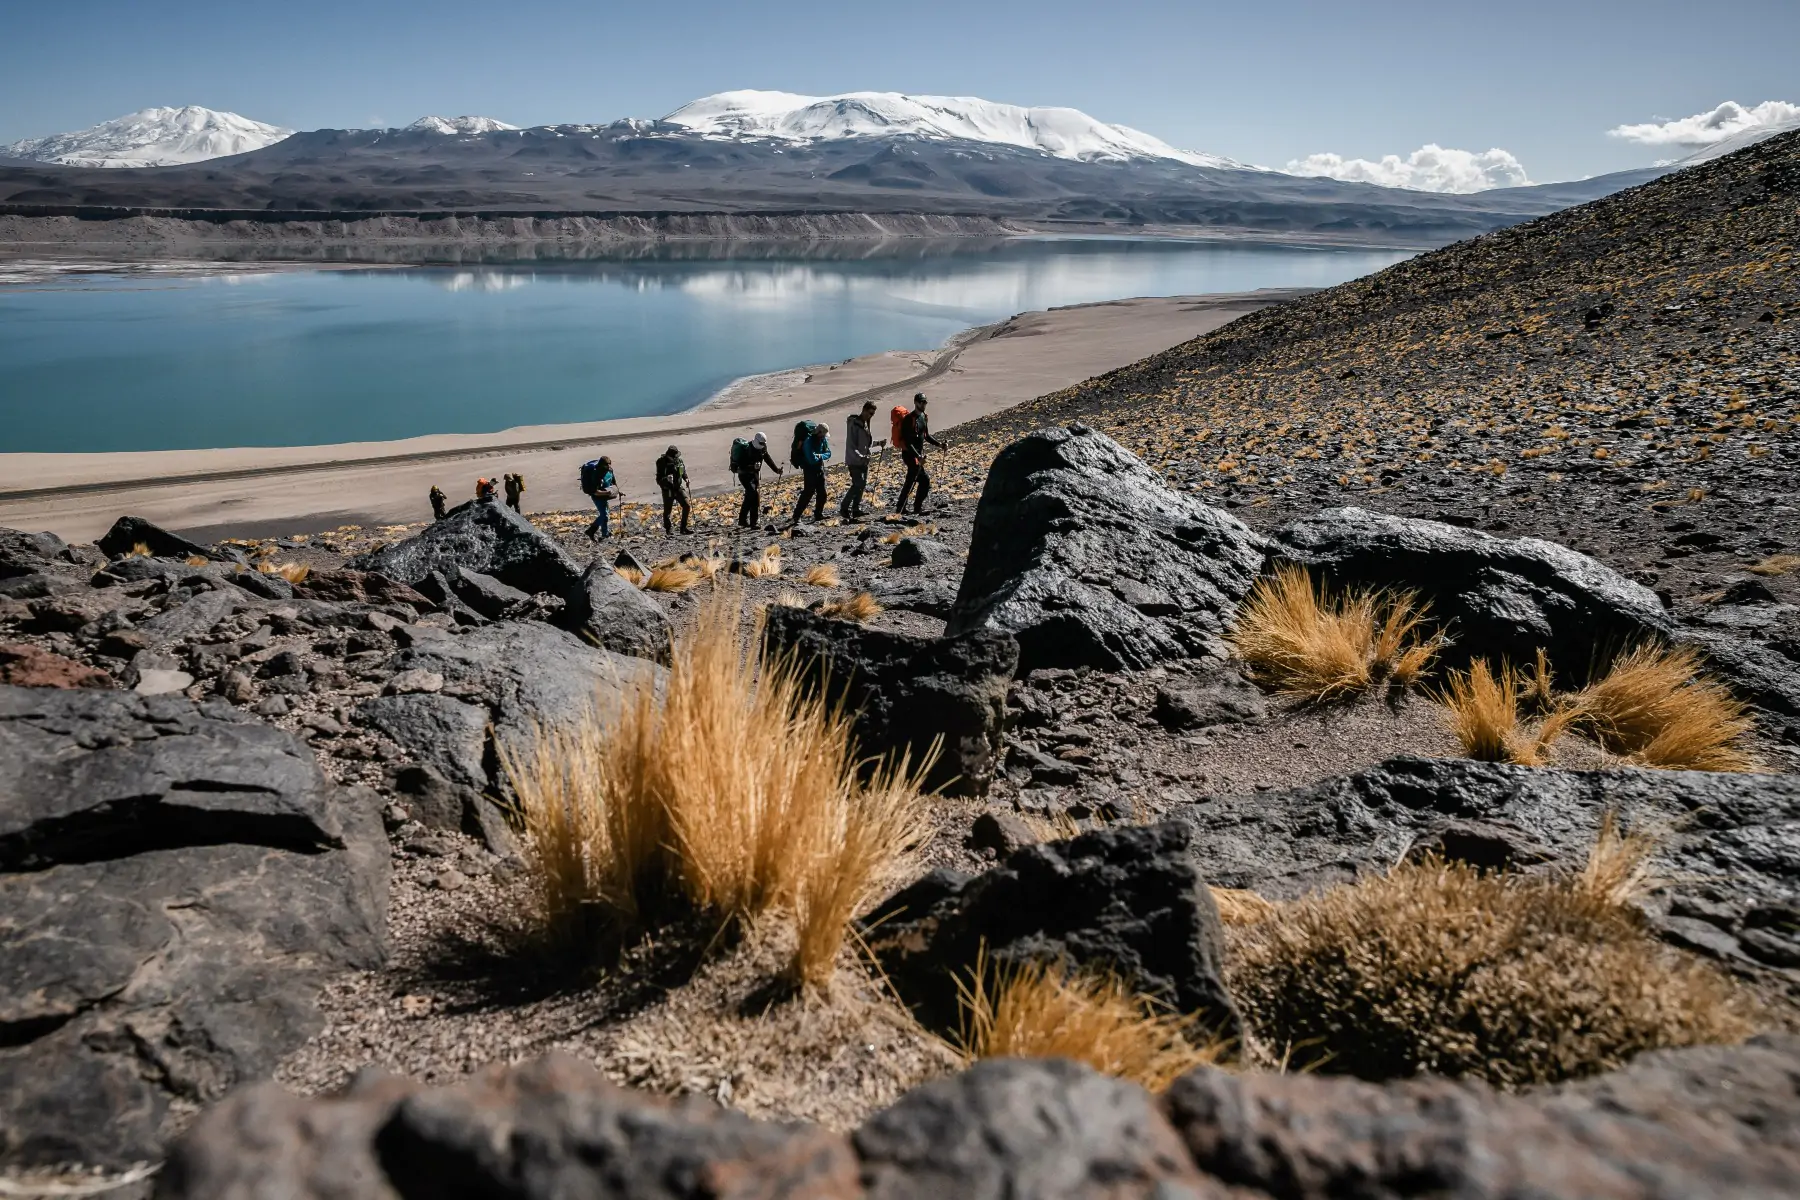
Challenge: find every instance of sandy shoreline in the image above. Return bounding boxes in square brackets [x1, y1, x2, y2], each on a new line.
[0, 290, 1307, 541]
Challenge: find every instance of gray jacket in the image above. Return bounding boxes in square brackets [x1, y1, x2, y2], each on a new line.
[845, 414, 874, 467]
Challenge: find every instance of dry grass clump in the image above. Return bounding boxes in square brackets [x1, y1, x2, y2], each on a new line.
[737, 545, 783, 578]
[816, 592, 883, 623]
[1439, 658, 1583, 765]
[615, 565, 646, 586]
[643, 564, 701, 593]
[128, 541, 152, 558]
[1230, 565, 1440, 700]
[1574, 644, 1757, 771]
[956, 954, 1228, 1091]
[1227, 832, 1753, 1086]
[804, 563, 841, 588]
[503, 589, 927, 988]
[184, 555, 209, 567]
[1209, 886, 1278, 927]
[1748, 553, 1800, 576]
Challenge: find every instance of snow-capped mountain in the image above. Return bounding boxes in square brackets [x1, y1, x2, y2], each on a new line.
[2, 106, 292, 168]
[407, 115, 520, 135]
[1675, 111, 1800, 165]
[661, 90, 1252, 170]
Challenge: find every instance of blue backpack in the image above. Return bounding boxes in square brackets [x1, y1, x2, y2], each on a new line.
[579, 459, 602, 493]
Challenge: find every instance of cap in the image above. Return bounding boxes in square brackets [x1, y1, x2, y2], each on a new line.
[751, 432, 767, 448]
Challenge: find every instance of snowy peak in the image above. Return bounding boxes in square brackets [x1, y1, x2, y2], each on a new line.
[661, 90, 1249, 170]
[407, 115, 520, 135]
[2, 106, 292, 168]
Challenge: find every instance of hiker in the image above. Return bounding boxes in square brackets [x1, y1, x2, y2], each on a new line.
[894, 393, 946, 515]
[503, 472, 525, 512]
[580, 455, 619, 540]
[429, 484, 447, 521]
[789, 419, 832, 525]
[655, 445, 691, 535]
[839, 401, 883, 520]
[475, 476, 498, 504]
[730, 431, 783, 529]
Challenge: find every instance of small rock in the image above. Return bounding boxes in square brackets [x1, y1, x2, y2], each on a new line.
[302, 713, 346, 737]
[134, 668, 194, 696]
[384, 668, 446, 696]
[0, 642, 111, 689]
[216, 668, 257, 704]
[254, 696, 291, 717]
[430, 868, 467, 892]
[969, 811, 1037, 856]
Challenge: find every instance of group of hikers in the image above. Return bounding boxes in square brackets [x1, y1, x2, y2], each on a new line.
[427, 393, 946, 540]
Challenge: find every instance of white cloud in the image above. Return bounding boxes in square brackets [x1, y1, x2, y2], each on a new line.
[1283, 144, 1530, 193]
[1608, 100, 1800, 148]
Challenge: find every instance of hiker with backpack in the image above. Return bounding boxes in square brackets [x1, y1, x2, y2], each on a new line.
[839, 401, 883, 520]
[475, 476, 498, 504]
[429, 485, 447, 521]
[729, 432, 783, 529]
[503, 473, 525, 512]
[788, 419, 833, 526]
[655, 445, 691, 536]
[894, 393, 946, 515]
[580, 455, 619, 540]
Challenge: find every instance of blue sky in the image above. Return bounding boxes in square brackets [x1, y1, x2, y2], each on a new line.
[3, 0, 1795, 183]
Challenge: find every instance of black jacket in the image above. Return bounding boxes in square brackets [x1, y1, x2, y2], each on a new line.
[737, 446, 781, 482]
[902, 410, 944, 460]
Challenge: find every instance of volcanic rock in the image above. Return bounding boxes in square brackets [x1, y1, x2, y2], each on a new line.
[0, 642, 110, 689]
[861, 821, 1241, 1040]
[95, 515, 228, 563]
[0, 686, 387, 1170]
[947, 425, 1267, 673]
[346, 501, 581, 599]
[762, 605, 1018, 795]
[557, 557, 673, 663]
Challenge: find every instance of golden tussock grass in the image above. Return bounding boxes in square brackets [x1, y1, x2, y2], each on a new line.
[816, 592, 883, 623]
[804, 563, 841, 588]
[1209, 886, 1278, 927]
[502, 588, 928, 988]
[1230, 565, 1440, 701]
[1226, 827, 1753, 1086]
[955, 953, 1229, 1091]
[128, 542, 152, 558]
[1438, 658, 1581, 766]
[738, 545, 784, 578]
[643, 564, 701, 593]
[1749, 553, 1800, 576]
[1574, 644, 1758, 771]
[615, 565, 646, 586]
[184, 555, 209, 567]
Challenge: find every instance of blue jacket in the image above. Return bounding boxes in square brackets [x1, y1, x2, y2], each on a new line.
[801, 430, 832, 470]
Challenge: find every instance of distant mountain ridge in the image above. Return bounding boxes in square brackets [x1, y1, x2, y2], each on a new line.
[660, 90, 1253, 170]
[407, 116, 519, 135]
[2, 106, 293, 168]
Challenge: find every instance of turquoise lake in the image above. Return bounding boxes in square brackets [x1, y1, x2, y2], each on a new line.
[0, 239, 1410, 453]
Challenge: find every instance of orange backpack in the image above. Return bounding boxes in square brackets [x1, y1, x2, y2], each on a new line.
[890, 405, 909, 450]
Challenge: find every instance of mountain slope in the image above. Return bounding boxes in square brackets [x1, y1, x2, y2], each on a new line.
[2, 106, 292, 168]
[660, 90, 1251, 170]
[937, 129, 1799, 612]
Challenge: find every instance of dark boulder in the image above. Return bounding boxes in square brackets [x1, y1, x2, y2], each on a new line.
[861, 821, 1241, 1041]
[889, 537, 954, 569]
[0, 527, 67, 579]
[95, 515, 230, 563]
[354, 623, 658, 842]
[229, 567, 294, 601]
[0, 686, 387, 1170]
[762, 605, 1018, 796]
[1274, 507, 1670, 683]
[1174, 756, 1800, 965]
[161, 1052, 860, 1200]
[857, 1058, 1208, 1199]
[947, 425, 1267, 673]
[346, 501, 581, 599]
[1163, 1034, 1800, 1199]
[556, 558, 672, 664]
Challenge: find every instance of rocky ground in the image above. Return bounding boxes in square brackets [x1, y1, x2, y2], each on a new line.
[1, 131, 1797, 1198]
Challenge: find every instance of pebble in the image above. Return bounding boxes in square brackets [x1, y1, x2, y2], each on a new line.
[385, 668, 445, 696]
[254, 696, 291, 716]
[134, 668, 194, 696]
[430, 868, 467, 892]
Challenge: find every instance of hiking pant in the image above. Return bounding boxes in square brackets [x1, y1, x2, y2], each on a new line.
[585, 492, 611, 539]
[839, 463, 869, 518]
[896, 456, 930, 513]
[792, 466, 827, 524]
[661, 486, 690, 535]
[737, 475, 761, 527]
